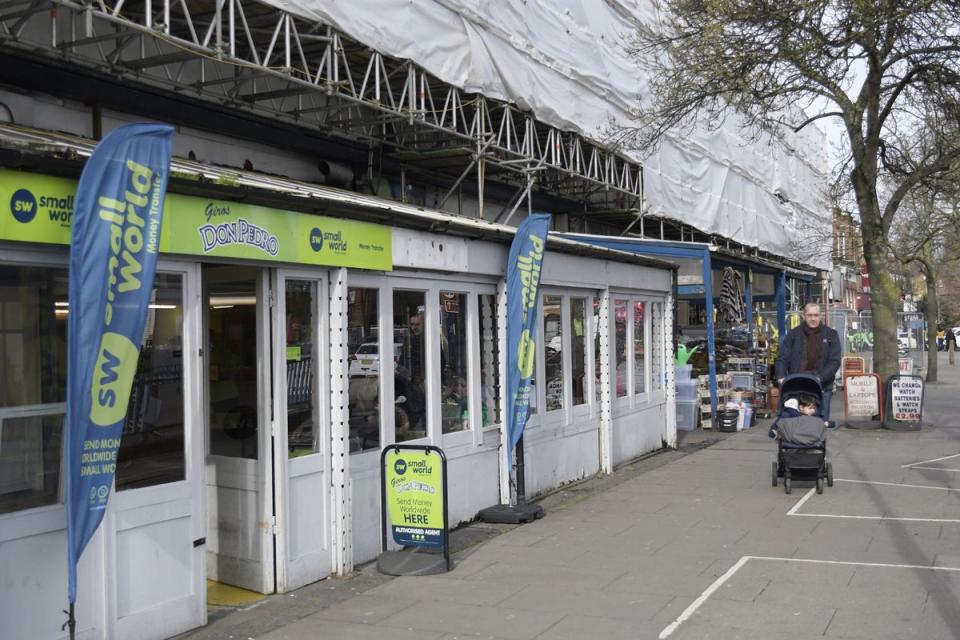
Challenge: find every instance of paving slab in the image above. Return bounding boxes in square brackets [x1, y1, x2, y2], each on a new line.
[178, 353, 960, 640]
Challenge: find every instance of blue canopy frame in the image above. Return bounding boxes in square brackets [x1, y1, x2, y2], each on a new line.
[561, 235, 812, 418]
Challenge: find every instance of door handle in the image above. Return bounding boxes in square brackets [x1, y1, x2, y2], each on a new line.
[193, 537, 206, 548]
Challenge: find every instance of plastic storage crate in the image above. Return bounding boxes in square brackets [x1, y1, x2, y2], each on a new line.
[676, 400, 698, 431]
[676, 379, 699, 401]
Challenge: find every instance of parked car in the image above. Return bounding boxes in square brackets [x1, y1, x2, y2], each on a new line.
[349, 341, 402, 377]
[897, 330, 916, 351]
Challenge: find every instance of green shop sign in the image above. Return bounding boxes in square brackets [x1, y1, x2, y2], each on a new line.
[0, 169, 392, 270]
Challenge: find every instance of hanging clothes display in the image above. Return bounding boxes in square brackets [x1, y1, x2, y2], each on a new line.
[719, 266, 744, 324]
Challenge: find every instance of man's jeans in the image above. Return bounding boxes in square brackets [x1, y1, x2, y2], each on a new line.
[820, 389, 833, 420]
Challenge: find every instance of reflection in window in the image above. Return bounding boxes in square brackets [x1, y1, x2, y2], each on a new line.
[594, 297, 602, 403]
[285, 280, 317, 459]
[543, 295, 563, 411]
[478, 294, 499, 426]
[571, 298, 587, 406]
[634, 301, 646, 394]
[615, 299, 627, 398]
[440, 292, 470, 433]
[0, 266, 67, 514]
[117, 273, 186, 489]
[347, 288, 380, 454]
[394, 291, 427, 441]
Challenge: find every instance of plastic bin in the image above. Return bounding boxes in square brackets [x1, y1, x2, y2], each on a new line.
[676, 400, 698, 431]
[729, 372, 754, 390]
[675, 379, 699, 401]
[715, 409, 739, 432]
[675, 364, 693, 381]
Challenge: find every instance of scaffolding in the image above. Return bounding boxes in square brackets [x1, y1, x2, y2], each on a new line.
[0, 0, 643, 221]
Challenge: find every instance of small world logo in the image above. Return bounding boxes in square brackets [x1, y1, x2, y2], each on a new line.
[310, 227, 324, 252]
[10, 189, 37, 223]
[394, 458, 407, 476]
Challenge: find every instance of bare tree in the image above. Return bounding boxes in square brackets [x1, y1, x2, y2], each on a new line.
[623, 0, 960, 378]
[891, 153, 960, 381]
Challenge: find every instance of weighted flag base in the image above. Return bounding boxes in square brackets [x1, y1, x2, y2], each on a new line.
[478, 501, 544, 524]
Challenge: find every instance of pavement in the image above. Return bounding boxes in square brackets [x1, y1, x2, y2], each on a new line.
[178, 353, 960, 640]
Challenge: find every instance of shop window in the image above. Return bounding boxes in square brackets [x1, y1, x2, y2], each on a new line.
[439, 292, 470, 433]
[284, 280, 318, 459]
[614, 299, 627, 398]
[478, 294, 500, 427]
[393, 291, 427, 441]
[116, 273, 186, 490]
[593, 297, 602, 403]
[542, 295, 563, 412]
[570, 298, 587, 406]
[0, 265, 68, 514]
[347, 288, 381, 454]
[633, 301, 646, 395]
[651, 302, 665, 392]
[208, 268, 259, 459]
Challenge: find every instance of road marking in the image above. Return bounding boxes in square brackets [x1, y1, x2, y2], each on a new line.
[835, 478, 960, 492]
[658, 555, 960, 639]
[657, 556, 751, 639]
[785, 479, 960, 523]
[902, 453, 960, 468]
[906, 466, 960, 473]
[785, 487, 815, 515]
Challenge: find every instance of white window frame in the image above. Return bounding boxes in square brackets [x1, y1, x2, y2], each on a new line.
[528, 288, 599, 431]
[346, 272, 498, 455]
[609, 292, 666, 415]
[0, 245, 201, 534]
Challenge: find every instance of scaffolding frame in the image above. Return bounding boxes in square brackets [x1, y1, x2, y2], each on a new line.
[0, 0, 642, 216]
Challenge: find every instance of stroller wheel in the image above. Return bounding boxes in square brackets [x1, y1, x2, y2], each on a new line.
[816, 477, 824, 494]
[772, 461, 778, 487]
[826, 462, 834, 487]
[784, 476, 792, 495]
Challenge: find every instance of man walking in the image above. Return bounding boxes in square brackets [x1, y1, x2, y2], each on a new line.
[775, 303, 842, 419]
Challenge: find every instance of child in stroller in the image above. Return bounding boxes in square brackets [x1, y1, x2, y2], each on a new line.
[769, 374, 835, 494]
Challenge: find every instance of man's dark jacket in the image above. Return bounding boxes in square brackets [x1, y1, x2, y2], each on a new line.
[774, 323, 842, 388]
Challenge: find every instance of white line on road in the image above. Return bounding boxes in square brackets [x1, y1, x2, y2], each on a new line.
[657, 556, 751, 639]
[902, 453, 960, 468]
[658, 555, 960, 639]
[905, 466, 960, 473]
[784, 479, 960, 523]
[835, 478, 960, 492]
[785, 487, 815, 515]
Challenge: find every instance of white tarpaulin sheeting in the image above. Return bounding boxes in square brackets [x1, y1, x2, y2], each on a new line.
[261, 0, 831, 268]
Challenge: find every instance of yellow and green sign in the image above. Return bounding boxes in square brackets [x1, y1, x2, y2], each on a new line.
[384, 447, 446, 549]
[0, 169, 392, 270]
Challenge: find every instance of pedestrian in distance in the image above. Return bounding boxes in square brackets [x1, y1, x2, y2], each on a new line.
[774, 302, 842, 420]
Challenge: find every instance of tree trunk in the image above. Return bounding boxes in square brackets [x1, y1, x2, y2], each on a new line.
[858, 210, 899, 379]
[923, 258, 939, 383]
[850, 148, 898, 380]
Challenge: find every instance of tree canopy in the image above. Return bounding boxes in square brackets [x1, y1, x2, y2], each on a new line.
[625, 0, 960, 376]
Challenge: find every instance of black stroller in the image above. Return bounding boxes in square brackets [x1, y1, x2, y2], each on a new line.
[770, 374, 834, 495]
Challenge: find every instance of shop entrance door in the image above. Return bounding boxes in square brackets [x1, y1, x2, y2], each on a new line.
[203, 265, 331, 594]
[271, 269, 331, 591]
[203, 265, 274, 593]
[107, 262, 207, 639]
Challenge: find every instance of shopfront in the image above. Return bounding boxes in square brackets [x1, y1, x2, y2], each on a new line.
[0, 163, 674, 640]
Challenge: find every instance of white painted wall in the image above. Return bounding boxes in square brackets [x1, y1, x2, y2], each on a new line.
[0, 512, 105, 640]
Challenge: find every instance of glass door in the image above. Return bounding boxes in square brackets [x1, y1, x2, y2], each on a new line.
[109, 263, 206, 638]
[203, 265, 274, 593]
[271, 270, 331, 591]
